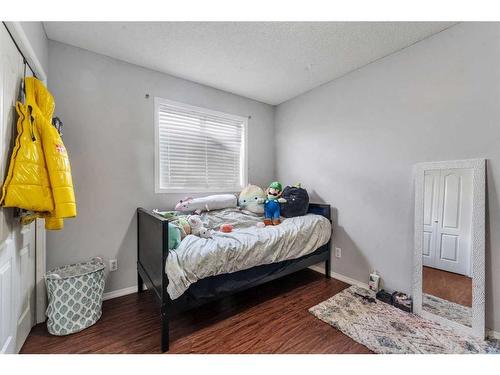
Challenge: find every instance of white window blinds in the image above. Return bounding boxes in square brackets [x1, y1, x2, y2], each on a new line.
[155, 98, 247, 193]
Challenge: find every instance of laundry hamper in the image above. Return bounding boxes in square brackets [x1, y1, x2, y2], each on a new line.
[45, 258, 106, 335]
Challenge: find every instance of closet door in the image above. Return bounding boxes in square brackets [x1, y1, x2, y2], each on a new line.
[434, 169, 473, 276]
[422, 170, 440, 269]
[0, 25, 37, 354]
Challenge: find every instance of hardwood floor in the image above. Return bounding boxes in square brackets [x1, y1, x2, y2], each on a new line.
[423, 266, 472, 307]
[21, 269, 371, 354]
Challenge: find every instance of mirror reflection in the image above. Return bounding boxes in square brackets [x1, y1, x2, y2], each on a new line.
[421, 168, 473, 327]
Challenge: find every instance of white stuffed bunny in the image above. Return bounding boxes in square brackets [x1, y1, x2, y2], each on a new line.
[198, 227, 213, 239]
[187, 215, 212, 239]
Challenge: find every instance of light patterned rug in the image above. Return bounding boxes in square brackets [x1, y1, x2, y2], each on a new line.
[309, 286, 500, 354]
[423, 293, 472, 328]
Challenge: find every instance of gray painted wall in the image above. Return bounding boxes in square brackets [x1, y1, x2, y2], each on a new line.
[19, 22, 49, 76]
[47, 40, 275, 293]
[275, 23, 500, 331]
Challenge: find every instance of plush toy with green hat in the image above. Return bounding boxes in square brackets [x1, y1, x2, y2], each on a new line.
[262, 181, 287, 225]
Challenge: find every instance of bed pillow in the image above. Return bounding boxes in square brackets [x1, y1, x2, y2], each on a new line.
[175, 194, 237, 213]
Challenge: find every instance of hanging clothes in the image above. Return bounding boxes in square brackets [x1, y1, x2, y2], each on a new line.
[1, 77, 76, 230]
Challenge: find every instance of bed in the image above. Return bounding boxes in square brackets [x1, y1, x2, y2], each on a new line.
[137, 203, 332, 352]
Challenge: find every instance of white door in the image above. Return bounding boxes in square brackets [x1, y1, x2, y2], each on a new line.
[422, 168, 473, 276]
[422, 170, 440, 268]
[0, 25, 37, 354]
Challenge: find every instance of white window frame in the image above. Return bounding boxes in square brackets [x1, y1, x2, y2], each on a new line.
[154, 97, 248, 194]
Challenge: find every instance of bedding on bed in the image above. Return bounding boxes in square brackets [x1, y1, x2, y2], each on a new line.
[165, 208, 331, 299]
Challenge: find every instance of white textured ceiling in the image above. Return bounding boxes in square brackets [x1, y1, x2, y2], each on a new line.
[44, 22, 455, 105]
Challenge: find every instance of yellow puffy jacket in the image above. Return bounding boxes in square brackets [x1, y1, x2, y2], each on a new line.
[1, 77, 76, 230]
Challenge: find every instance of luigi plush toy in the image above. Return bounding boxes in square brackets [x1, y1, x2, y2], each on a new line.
[261, 181, 287, 225]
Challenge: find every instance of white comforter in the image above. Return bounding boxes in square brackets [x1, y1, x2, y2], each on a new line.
[165, 208, 332, 299]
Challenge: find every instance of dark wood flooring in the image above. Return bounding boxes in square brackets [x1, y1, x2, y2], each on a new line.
[423, 266, 472, 307]
[21, 269, 371, 354]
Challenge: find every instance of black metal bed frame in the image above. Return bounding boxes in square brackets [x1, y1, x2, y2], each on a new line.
[137, 203, 332, 352]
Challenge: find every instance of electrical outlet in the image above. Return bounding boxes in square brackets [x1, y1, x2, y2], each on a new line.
[335, 247, 342, 258]
[109, 259, 118, 272]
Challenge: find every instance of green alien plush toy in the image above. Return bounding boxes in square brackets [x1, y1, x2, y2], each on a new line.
[238, 184, 266, 214]
[168, 223, 181, 250]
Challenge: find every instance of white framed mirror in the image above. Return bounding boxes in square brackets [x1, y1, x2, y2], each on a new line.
[413, 159, 485, 338]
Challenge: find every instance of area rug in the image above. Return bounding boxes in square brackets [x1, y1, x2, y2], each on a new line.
[423, 293, 472, 328]
[309, 286, 500, 354]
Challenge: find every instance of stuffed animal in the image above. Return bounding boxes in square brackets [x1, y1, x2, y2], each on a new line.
[198, 227, 213, 239]
[153, 210, 192, 239]
[187, 215, 203, 233]
[176, 217, 191, 239]
[187, 215, 212, 239]
[153, 210, 178, 220]
[168, 223, 181, 250]
[280, 183, 309, 218]
[219, 223, 233, 233]
[238, 184, 266, 214]
[262, 181, 287, 226]
[175, 194, 237, 213]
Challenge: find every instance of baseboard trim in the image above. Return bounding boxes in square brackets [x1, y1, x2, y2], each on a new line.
[103, 286, 137, 301]
[309, 265, 369, 289]
[103, 268, 369, 302]
[487, 329, 500, 340]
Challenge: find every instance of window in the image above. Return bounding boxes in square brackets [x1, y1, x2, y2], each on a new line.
[155, 98, 248, 193]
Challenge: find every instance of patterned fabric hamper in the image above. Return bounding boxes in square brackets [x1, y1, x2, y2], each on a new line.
[45, 258, 106, 335]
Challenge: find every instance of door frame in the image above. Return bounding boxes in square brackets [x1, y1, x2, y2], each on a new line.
[413, 158, 486, 339]
[35, 219, 46, 324]
[3, 22, 48, 324]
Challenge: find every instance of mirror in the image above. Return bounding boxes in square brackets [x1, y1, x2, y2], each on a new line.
[413, 159, 485, 338]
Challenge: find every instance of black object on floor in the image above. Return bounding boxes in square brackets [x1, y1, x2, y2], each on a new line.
[392, 291, 413, 313]
[354, 292, 376, 303]
[376, 290, 393, 304]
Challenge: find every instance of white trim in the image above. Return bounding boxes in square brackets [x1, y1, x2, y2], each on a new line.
[3, 22, 47, 82]
[102, 286, 138, 301]
[421, 309, 473, 337]
[153, 97, 248, 194]
[0, 237, 12, 252]
[413, 158, 486, 339]
[35, 219, 46, 324]
[103, 268, 373, 303]
[309, 264, 369, 289]
[487, 329, 500, 340]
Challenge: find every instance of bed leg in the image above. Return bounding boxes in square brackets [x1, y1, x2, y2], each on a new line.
[325, 258, 331, 279]
[161, 306, 169, 353]
[137, 271, 144, 293]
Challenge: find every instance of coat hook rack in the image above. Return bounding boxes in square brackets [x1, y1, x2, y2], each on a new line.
[2, 22, 38, 80]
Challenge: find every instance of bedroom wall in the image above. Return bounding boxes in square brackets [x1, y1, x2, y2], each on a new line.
[19, 22, 49, 76]
[274, 22, 500, 332]
[46, 40, 276, 294]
